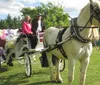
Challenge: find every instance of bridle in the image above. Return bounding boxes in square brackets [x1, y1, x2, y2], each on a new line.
[70, 3, 100, 43]
[90, 3, 100, 24]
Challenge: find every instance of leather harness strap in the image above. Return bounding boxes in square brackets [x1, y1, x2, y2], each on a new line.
[56, 28, 68, 59]
[70, 18, 90, 43]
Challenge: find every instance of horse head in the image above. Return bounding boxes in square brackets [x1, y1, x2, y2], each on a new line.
[89, 0, 100, 26]
[77, 0, 100, 27]
[75, 0, 100, 42]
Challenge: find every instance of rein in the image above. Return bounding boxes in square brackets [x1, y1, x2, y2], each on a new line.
[44, 34, 72, 52]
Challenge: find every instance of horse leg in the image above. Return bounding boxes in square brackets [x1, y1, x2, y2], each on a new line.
[46, 52, 62, 83]
[68, 58, 76, 85]
[79, 57, 90, 85]
[56, 59, 63, 83]
[53, 57, 63, 83]
[46, 52, 54, 81]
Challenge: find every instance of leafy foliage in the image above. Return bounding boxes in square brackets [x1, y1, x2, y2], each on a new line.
[0, 14, 21, 29]
[0, 2, 70, 29]
[21, 2, 70, 28]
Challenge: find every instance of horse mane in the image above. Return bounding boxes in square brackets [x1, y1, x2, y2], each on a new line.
[90, 25, 100, 41]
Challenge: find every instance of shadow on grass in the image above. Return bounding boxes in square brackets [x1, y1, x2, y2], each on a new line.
[0, 65, 9, 73]
[0, 73, 28, 85]
[0, 63, 57, 85]
[0, 72, 54, 85]
[27, 81, 51, 85]
[0, 68, 51, 85]
[27, 81, 63, 85]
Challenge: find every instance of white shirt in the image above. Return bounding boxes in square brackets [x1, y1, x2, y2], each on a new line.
[37, 20, 42, 31]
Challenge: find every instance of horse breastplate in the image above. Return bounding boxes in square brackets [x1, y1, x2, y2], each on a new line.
[70, 18, 90, 43]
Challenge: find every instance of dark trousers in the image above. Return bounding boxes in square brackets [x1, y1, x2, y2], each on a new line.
[27, 34, 38, 49]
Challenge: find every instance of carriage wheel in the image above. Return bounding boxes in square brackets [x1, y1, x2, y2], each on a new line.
[24, 53, 32, 77]
[18, 56, 24, 65]
[59, 59, 65, 72]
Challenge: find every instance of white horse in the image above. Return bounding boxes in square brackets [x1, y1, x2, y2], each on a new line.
[43, 0, 100, 85]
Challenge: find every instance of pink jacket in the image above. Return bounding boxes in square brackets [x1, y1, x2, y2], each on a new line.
[22, 21, 32, 34]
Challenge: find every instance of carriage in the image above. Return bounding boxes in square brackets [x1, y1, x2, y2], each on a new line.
[4, 31, 65, 77]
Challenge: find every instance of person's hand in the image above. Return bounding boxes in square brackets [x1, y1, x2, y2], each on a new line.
[30, 32, 33, 34]
[43, 30, 45, 32]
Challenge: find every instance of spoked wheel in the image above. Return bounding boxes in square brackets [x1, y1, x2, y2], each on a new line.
[24, 53, 32, 77]
[59, 59, 65, 72]
[18, 56, 24, 65]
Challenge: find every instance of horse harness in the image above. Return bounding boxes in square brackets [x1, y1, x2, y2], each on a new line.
[55, 16, 91, 59]
[70, 18, 91, 43]
[55, 18, 90, 59]
[56, 28, 68, 59]
[45, 3, 100, 59]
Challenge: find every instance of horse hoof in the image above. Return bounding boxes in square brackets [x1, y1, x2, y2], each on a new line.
[57, 80, 63, 83]
[51, 80, 63, 83]
[51, 81, 55, 83]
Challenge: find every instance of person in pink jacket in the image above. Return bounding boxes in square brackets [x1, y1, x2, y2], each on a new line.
[22, 15, 37, 48]
[22, 15, 32, 34]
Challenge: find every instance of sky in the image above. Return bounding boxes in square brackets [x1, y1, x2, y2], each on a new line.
[0, 0, 89, 20]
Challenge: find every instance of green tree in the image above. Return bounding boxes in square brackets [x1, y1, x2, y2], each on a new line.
[0, 2, 69, 29]
[6, 14, 13, 28]
[12, 17, 21, 29]
[20, 2, 70, 28]
[0, 14, 21, 29]
[0, 20, 8, 29]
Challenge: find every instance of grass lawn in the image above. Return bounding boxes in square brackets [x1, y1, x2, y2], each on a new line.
[0, 48, 100, 85]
